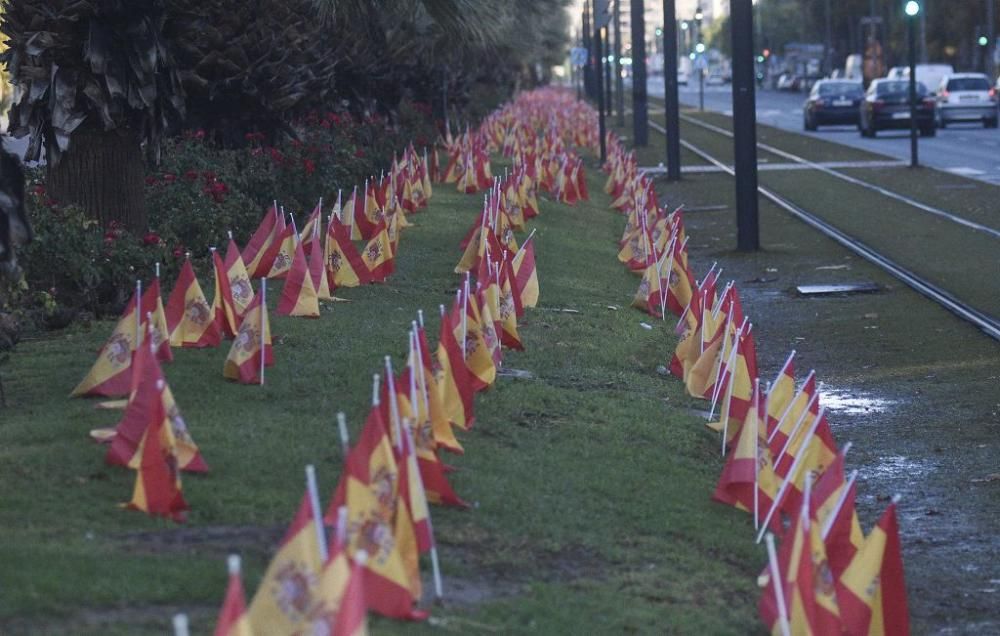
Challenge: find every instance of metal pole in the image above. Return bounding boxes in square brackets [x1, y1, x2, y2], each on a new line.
[908, 12, 919, 168]
[595, 19, 608, 162]
[824, 0, 833, 76]
[696, 7, 704, 112]
[631, 0, 649, 146]
[731, 0, 760, 251]
[663, 0, 681, 180]
[989, 0, 997, 80]
[604, 27, 613, 117]
[582, 0, 594, 98]
[614, 0, 625, 126]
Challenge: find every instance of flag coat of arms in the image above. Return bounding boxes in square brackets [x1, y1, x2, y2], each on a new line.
[223, 287, 274, 384]
[166, 258, 221, 348]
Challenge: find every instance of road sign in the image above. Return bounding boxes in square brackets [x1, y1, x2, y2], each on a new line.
[693, 55, 708, 71]
[594, 0, 612, 27]
[571, 47, 588, 67]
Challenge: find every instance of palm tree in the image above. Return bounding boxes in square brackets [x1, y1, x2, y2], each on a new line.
[1, 0, 184, 232]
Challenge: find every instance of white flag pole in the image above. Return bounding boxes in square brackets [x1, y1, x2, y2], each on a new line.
[134, 279, 142, 350]
[773, 392, 821, 468]
[172, 614, 190, 636]
[768, 370, 816, 445]
[412, 323, 431, 417]
[259, 279, 267, 386]
[335, 505, 348, 550]
[372, 373, 381, 407]
[753, 379, 761, 530]
[756, 407, 826, 544]
[336, 412, 350, 457]
[227, 554, 241, 577]
[305, 464, 329, 563]
[402, 421, 444, 601]
[820, 453, 857, 541]
[384, 357, 402, 450]
[765, 534, 792, 636]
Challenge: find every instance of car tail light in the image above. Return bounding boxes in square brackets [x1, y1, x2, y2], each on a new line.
[921, 97, 936, 108]
[990, 88, 998, 102]
[939, 89, 949, 100]
[872, 99, 886, 112]
[813, 99, 824, 110]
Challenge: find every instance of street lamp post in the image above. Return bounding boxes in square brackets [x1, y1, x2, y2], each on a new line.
[905, 1, 920, 168]
[663, 0, 682, 180]
[695, 5, 705, 112]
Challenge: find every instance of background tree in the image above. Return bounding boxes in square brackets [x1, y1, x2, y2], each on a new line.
[1, 0, 184, 232]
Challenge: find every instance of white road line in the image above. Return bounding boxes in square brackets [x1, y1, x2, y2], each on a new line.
[679, 114, 1000, 241]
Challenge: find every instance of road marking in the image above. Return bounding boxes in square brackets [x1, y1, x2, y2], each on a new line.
[649, 119, 1000, 342]
[947, 167, 987, 177]
[641, 160, 907, 175]
[678, 114, 1000, 241]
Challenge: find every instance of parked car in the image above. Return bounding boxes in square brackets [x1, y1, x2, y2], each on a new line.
[859, 79, 936, 137]
[935, 73, 998, 128]
[776, 73, 801, 91]
[885, 66, 907, 80]
[902, 64, 954, 96]
[706, 71, 724, 86]
[803, 79, 865, 130]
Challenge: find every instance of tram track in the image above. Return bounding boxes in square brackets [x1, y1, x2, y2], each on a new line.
[647, 118, 1000, 341]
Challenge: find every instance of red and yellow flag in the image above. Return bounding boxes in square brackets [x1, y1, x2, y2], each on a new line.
[166, 258, 220, 348]
[512, 237, 539, 308]
[435, 306, 476, 431]
[243, 206, 279, 278]
[277, 236, 320, 318]
[72, 285, 145, 398]
[837, 503, 909, 636]
[210, 249, 240, 339]
[325, 216, 368, 288]
[223, 285, 274, 384]
[122, 384, 188, 522]
[265, 222, 297, 280]
[224, 238, 255, 319]
[362, 220, 395, 283]
[239, 494, 325, 633]
[214, 556, 251, 636]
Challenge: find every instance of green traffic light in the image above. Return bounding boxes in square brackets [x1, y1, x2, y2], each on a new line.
[757, 56, 765, 63]
[655, 28, 663, 36]
[979, 36, 989, 47]
[904, 1, 920, 17]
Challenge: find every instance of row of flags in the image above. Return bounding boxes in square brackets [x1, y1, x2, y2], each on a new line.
[69, 144, 442, 522]
[207, 92, 568, 634]
[603, 131, 911, 635]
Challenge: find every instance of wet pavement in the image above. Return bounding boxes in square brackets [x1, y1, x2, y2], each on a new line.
[655, 173, 1000, 634]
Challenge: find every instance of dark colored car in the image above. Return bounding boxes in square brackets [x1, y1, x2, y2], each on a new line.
[859, 79, 936, 137]
[803, 80, 864, 130]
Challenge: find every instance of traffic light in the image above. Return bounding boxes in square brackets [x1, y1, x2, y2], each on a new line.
[756, 55, 765, 63]
[979, 36, 989, 47]
[655, 27, 663, 37]
[762, 48, 771, 58]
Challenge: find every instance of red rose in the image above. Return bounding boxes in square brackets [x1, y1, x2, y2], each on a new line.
[302, 158, 316, 175]
[163, 173, 177, 183]
[184, 170, 199, 181]
[269, 148, 285, 164]
[32, 184, 46, 196]
[143, 232, 161, 246]
[145, 176, 159, 186]
[172, 245, 185, 258]
[354, 148, 365, 158]
[194, 129, 205, 140]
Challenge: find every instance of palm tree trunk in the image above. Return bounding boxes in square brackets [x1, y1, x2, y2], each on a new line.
[47, 126, 147, 233]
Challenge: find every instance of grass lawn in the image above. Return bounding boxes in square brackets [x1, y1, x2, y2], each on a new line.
[0, 164, 767, 633]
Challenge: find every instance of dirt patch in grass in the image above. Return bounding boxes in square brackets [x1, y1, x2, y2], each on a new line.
[115, 524, 285, 559]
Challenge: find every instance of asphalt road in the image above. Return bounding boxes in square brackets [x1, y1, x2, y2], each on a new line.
[647, 76, 1000, 185]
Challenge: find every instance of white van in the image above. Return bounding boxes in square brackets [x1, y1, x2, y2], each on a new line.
[903, 64, 955, 95]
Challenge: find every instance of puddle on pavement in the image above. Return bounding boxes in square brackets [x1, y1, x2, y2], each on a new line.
[862, 454, 935, 480]
[819, 384, 896, 415]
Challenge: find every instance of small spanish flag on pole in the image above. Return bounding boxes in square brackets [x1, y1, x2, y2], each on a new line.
[223, 279, 273, 385]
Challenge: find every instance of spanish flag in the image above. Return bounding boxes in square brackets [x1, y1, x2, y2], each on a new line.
[497, 259, 523, 350]
[223, 282, 273, 384]
[213, 556, 251, 636]
[242, 206, 279, 279]
[335, 553, 370, 636]
[210, 249, 240, 339]
[361, 220, 395, 283]
[436, 305, 476, 431]
[71, 286, 142, 398]
[766, 351, 797, 437]
[144, 276, 173, 363]
[298, 200, 323, 256]
[307, 220, 333, 301]
[105, 327, 208, 473]
[325, 216, 368, 288]
[122, 383, 188, 522]
[239, 493, 325, 633]
[224, 238, 255, 319]
[324, 406, 425, 621]
[265, 221, 297, 280]
[455, 290, 496, 391]
[166, 257, 220, 348]
[277, 235, 320, 318]
[413, 326, 464, 454]
[810, 448, 865, 578]
[512, 237, 539, 309]
[309, 545, 351, 631]
[837, 503, 909, 636]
